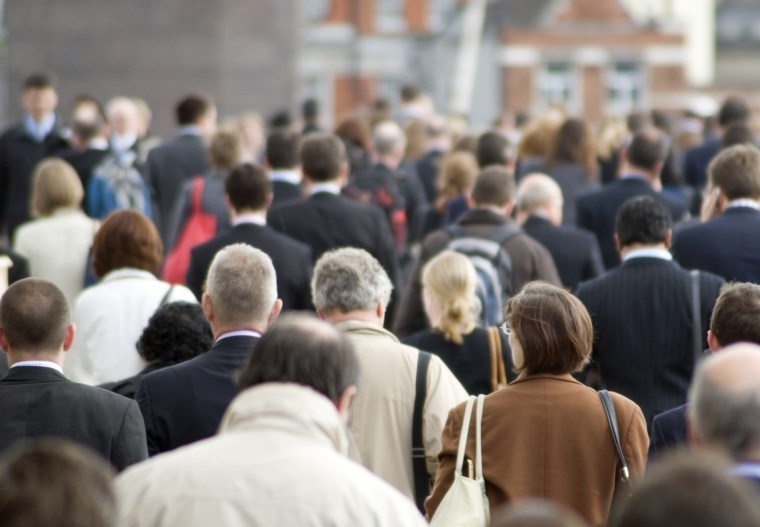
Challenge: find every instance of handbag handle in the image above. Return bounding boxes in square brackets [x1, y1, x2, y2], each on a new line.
[454, 396, 475, 476]
[475, 394, 485, 482]
[190, 177, 204, 212]
[454, 395, 486, 483]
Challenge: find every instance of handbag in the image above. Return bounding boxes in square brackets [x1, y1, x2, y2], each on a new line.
[487, 327, 507, 392]
[430, 394, 490, 527]
[161, 177, 217, 284]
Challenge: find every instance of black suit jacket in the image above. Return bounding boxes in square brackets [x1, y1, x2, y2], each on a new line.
[146, 133, 209, 245]
[576, 257, 724, 425]
[649, 403, 689, 460]
[136, 335, 258, 456]
[271, 180, 303, 206]
[0, 366, 147, 470]
[522, 215, 604, 290]
[267, 191, 399, 285]
[576, 177, 688, 269]
[186, 222, 312, 310]
[683, 136, 720, 190]
[672, 206, 760, 283]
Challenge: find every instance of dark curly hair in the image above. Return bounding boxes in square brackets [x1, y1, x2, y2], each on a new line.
[136, 302, 212, 364]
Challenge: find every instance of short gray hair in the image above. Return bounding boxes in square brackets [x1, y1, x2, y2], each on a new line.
[690, 343, 760, 460]
[206, 244, 277, 327]
[373, 120, 406, 156]
[516, 173, 562, 214]
[311, 248, 393, 313]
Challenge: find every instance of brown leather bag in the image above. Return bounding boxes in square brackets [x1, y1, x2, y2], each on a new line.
[487, 327, 508, 392]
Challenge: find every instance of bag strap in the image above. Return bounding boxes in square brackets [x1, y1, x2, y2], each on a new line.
[483, 223, 523, 245]
[598, 390, 633, 496]
[487, 327, 507, 392]
[190, 177, 205, 212]
[412, 351, 432, 512]
[158, 284, 175, 308]
[455, 396, 477, 476]
[474, 394, 485, 483]
[691, 270, 702, 366]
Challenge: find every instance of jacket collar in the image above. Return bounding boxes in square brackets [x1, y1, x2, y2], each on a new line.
[457, 208, 511, 227]
[523, 215, 553, 229]
[219, 383, 348, 454]
[510, 373, 582, 387]
[1, 365, 67, 383]
[333, 319, 399, 342]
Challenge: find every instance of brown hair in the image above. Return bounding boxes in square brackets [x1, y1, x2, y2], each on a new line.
[506, 282, 592, 375]
[334, 116, 371, 151]
[300, 133, 346, 182]
[92, 210, 162, 278]
[470, 166, 515, 207]
[0, 278, 70, 354]
[30, 158, 84, 217]
[517, 117, 560, 159]
[437, 151, 478, 200]
[710, 282, 760, 346]
[225, 163, 270, 211]
[209, 128, 243, 171]
[709, 144, 760, 200]
[546, 118, 598, 183]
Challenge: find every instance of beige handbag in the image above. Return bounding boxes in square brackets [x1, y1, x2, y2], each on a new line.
[430, 394, 490, 527]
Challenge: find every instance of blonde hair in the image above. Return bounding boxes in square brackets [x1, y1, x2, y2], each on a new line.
[30, 158, 84, 217]
[422, 250, 478, 344]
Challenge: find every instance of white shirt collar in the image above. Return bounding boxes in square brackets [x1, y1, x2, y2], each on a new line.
[178, 125, 202, 137]
[269, 169, 301, 186]
[24, 113, 55, 141]
[11, 360, 64, 374]
[726, 199, 760, 211]
[309, 182, 341, 196]
[731, 463, 760, 479]
[216, 330, 262, 342]
[623, 247, 673, 262]
[232, 213, 266, 227]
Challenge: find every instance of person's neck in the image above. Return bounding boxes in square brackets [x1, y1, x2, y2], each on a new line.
[474, 204, 510, 217]
[212, 324, 265, 340]
[322, 309, 384, 327]
[622, 165, 655, 185]
[28, 112, 53, 124]
[231, 209, 266, 221]
[8, 351, 63, 367]
[375, 156, 400, 171]
[619, 243, 668, 259]
[530, 208, 560, 226]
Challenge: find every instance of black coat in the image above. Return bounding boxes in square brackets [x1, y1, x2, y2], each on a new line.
[649, 403, 689, 460]
[0, 366, 147, 471]
[522, 215, 604, 290]
[576, 257, 724, 425]
[186, 222, 313, 310]
[136, 335, 258, 456]
[576, 177, 688, 269]
[672, 206, 760, 283]
[271, 180, 303, 206]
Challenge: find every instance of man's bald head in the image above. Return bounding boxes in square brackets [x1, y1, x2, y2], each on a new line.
[689, 343, 760, 460]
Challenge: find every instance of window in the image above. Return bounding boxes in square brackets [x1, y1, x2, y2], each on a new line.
[376, 0, 406, 33]
[539, 62, 575, 110]
[607, 61, 643, 114]
[428, 0, 457, 32]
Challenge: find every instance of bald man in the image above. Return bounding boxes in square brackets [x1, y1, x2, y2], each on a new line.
[517, 173, 603, 290]
[689, 343, 760, 486]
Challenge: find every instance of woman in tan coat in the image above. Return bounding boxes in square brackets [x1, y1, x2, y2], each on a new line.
[425, 282, 648, 527]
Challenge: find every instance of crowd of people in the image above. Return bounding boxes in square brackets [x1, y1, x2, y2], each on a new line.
[1, 72, 760, 526]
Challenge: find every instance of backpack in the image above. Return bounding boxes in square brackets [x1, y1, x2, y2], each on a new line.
[344, 168, 407, 250]
[445, 224, 522, 327]
[86, 150, 152, 219]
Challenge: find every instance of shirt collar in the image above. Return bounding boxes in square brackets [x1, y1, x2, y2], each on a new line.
[309, 182, 341, 196]
[24, 114, 56, 142]
[178, 125, 202, 137]
[11, 360, 64, 374]
[731, 463, 760, 479]
[620, 172, 650, 183]
[623, 247, 673, 262]
[269, 169, 301, 186]
[726, 199, 760, 211]
[216, 330, 262, 342]
[232, 213, 266, 227]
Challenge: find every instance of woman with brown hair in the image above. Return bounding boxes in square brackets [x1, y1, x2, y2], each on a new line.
[13, 158, 99, 302]
[65, 210, 196, 385]
[426, 282, 648, 527]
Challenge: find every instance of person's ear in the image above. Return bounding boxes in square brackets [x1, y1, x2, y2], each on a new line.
[707, 330, 721, 353]
[686, 409, 702, 452]
[202, 293, 215, 324]
[62, 324, 76, 352]
[614, 233, 622, 253]
[267, 299, 283, 326]
[664, 229, 672, 249]
[0, 328, 9, 353]
[336, 385, 357, 423]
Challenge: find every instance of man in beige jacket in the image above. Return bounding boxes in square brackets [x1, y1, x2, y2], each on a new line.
[313, 248, 468, 505]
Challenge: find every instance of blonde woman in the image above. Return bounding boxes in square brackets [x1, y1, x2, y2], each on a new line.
[13, 158, 99, 302]
[402, 250, 514, 394]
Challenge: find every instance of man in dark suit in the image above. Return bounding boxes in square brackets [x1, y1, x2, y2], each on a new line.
[0, 278, 147, 471]
[576, 197, 724, 425]
[517, 173, 603, 290]
[689, 343, 760, 488]
[268, 133, 399, 286]
[673, 144, 760, 283]
[415, 115, 449, 203]
[0, 73, 69, 238]
[576, 128, 688, 269]
[650, 282, 760, 458]
[137, 244, 282, 455]
[146, 94, 217, 245]
[186, 163, 312, 310]
[265, 129, 302, 206]
[683, 95, 750, 193]
[394, 166, 561, 337]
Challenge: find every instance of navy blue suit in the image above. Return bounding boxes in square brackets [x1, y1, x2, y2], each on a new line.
[683, 137, 721, 190]
[649, 403, 689, 460]
[672, 206, 760, 283]
[136, 335, 258, 456]
[576, 177, 688, 269]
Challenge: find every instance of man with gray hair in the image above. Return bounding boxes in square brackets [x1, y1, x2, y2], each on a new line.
[689, 343, 760, 486]
[136, 243, 282, 456]
[312, 247, 467, 508]
[517, 173, 603, 290]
